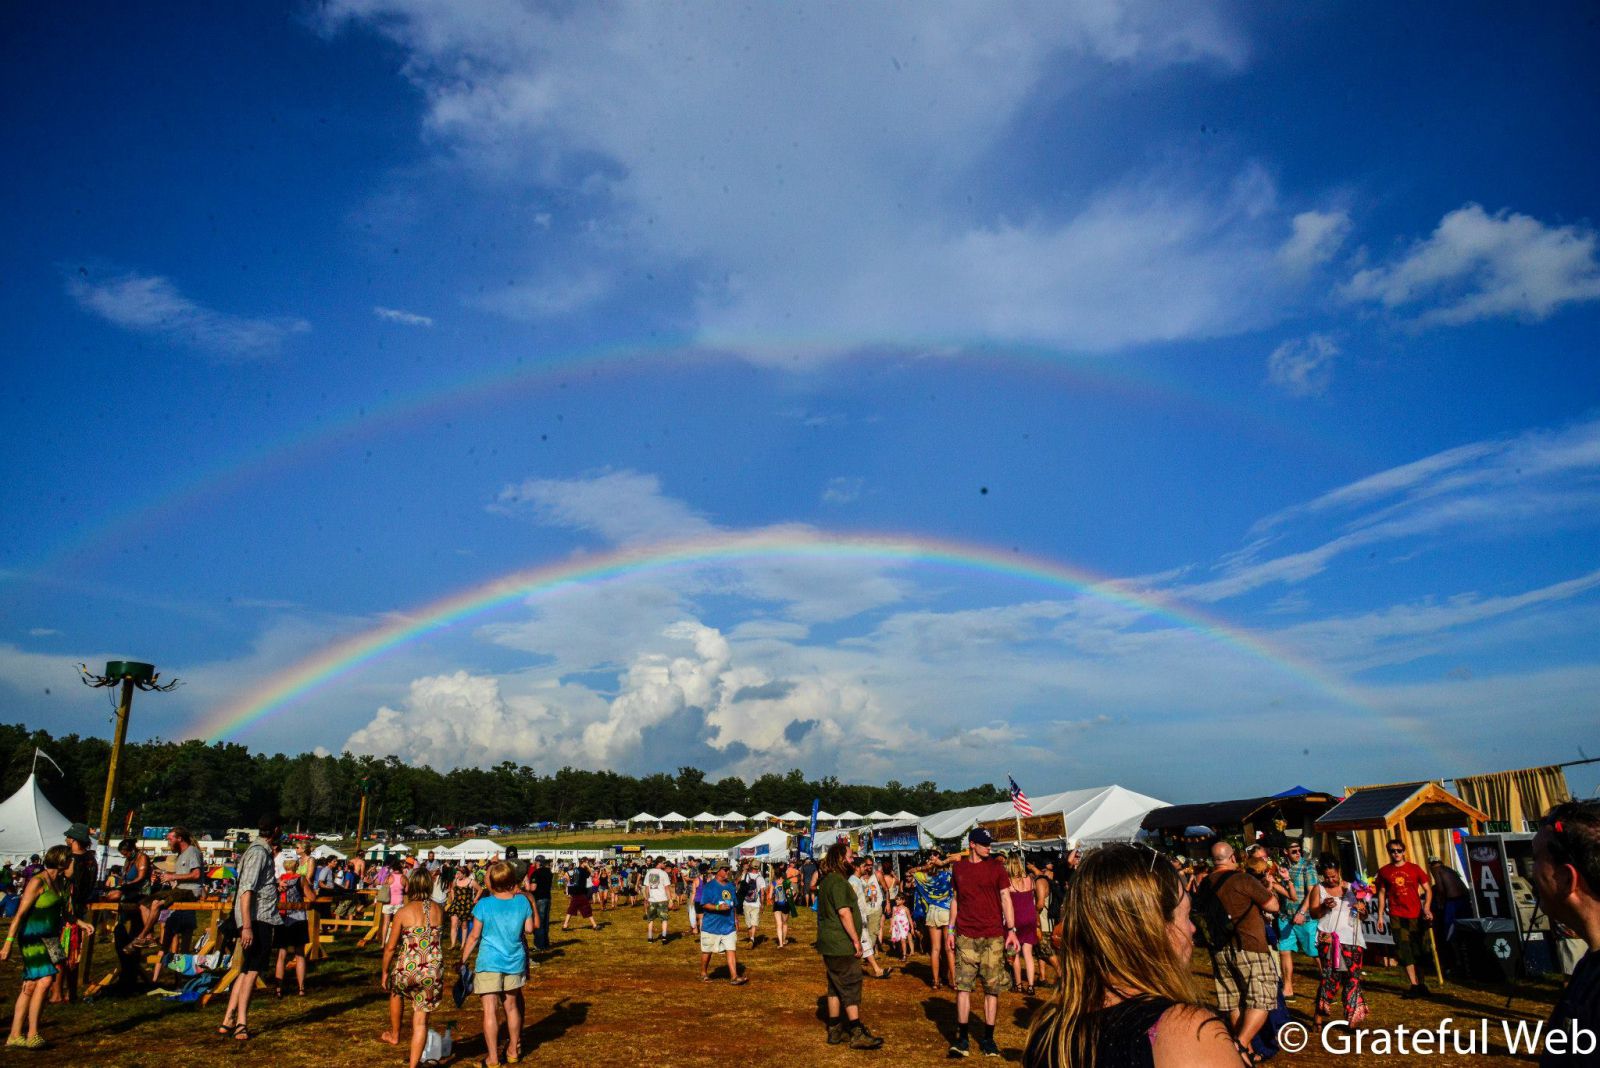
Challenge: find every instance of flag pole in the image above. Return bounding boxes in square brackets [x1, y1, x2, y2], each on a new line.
[1010, 773, 1023, 852]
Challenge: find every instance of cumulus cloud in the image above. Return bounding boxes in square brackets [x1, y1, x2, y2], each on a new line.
[493, 470, 713, 544]
[315, 2, 1330, 356]
[1278, 209, 1351, 270]
[1342, 204, 1600, 326]
[373, 305, 434, 327]
[1266, 333, 1339, 397]
[66, 269, 309, 360]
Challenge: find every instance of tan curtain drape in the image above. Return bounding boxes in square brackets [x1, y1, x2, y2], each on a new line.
[1455, 765, 1571, 831]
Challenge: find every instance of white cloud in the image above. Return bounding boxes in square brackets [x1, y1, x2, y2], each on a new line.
[821, 476, 864, 505]
[1266, 333, 1339, 397]
[317, 2, 1325, 356]
[493, 470, 713, 544]
[1278, 209, 1351, 270]
[1342, 204, 1600, 326]
[66, 269, 309, 360]
[1183, 417, 1600, 601]
[373, 305, 435, 327]
[26, 628, 61, 637]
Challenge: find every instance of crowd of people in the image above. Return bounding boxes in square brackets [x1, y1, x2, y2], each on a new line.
[0, 798, 1596, 1066]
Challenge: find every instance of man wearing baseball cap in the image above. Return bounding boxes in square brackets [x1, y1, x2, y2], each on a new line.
[947, 828, 1018, 1057]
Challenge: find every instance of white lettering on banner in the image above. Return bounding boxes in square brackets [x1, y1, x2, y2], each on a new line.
[1477, 864, 1502, 915]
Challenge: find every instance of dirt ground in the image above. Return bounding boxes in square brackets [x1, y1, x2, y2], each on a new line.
[1, 893, 1566, 1067]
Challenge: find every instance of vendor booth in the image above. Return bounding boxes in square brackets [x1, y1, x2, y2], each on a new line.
[727, 826, 790, 862]
[1141, 786, 1339, 848]
[920, 784, 1168, 849]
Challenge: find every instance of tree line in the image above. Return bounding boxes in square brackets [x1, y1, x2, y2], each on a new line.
[0, 722, 1006, 836]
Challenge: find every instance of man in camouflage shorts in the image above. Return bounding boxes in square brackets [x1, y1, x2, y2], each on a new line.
[946, 829, 1019, 1058]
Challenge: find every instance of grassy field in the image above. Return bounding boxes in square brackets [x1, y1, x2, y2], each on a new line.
[2, 893, 1566, 1067]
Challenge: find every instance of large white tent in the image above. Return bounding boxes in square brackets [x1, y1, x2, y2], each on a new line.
[727, 826, 791, 862]
[918, 785, 1169, 847]
[438, 838, 505, 861]
[0, 774, 85, 863]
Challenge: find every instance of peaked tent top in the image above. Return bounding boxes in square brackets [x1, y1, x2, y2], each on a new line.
[864, 810, 891, 820]
[0, 773, 85, 863]
[776, 811, 807, 821]
[835, 810, 864, 820]
[691, 811, 720, 822]
[657, 812, 688, 822]
[750, 811, 775, 821]
[721, 811, 748, 821]
[629, 812, 659, 822]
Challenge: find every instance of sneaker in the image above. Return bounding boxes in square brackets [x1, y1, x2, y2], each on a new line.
[948, 1034, 970, 1058]
[977, 1035, 1001, 1058]
[848, 1023, 884, 1050]
[827, 1022, 848, 1045]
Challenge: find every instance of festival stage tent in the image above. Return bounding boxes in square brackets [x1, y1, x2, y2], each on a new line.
[727, 827, 791, 862]
[0, 774, 85, 863]
[918, 785, 1170, 847]
[440, 838, 506, 861]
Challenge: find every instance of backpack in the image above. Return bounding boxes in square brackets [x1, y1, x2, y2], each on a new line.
[1193, 872, 1248, 952]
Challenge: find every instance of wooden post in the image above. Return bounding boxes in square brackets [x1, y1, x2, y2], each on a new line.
[96, 677, 135, 856]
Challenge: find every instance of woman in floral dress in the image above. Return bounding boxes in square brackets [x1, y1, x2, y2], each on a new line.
[447, 864, 479, 948]
[381, 868, 445, 1068]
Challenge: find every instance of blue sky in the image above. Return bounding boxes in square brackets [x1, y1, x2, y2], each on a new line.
[3, 2, 1598, 803]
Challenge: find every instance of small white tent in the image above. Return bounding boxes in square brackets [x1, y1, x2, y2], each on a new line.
[864, 810, 891, 820]
[776, 810, 807, 822]
[721, 810, 747, 824]
[750, 810, 776, 822]
[658, 812, 688, 825]
[727, 826, 791, 863]
[0, 774, 84, 863]
[311, 844, 347, 860]
[836, 810, 864, 822]
[363, 843, 413, 860]
[690, 811, 720, 826]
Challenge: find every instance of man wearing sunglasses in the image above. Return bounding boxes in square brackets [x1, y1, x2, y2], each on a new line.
[1532, 799, 1599, 1066]
[1375, 839, 1432, 999]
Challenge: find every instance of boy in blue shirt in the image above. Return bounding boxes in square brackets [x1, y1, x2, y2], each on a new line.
[696, 864, 746, 985]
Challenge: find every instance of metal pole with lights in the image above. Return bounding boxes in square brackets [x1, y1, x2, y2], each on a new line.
[79, 661, 179, 855]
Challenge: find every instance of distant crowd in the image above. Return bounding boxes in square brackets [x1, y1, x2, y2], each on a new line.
[2, 799, 1597, 1066]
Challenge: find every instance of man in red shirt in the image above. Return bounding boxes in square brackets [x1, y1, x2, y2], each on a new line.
[1375, 838, 1433, 998]
[946, 828, 1018, 1058]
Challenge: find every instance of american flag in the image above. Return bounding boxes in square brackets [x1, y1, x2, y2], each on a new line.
[1008, 775, 1033, 818]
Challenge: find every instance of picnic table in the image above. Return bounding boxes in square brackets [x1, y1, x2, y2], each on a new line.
[80, 891, 379, 1001]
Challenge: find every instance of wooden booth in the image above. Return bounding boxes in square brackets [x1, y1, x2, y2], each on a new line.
[1140, 787, 1340, 850]
[1314, 780, 1488, 879]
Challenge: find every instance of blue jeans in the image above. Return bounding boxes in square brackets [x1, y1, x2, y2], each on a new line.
[533, 897, 551, 950]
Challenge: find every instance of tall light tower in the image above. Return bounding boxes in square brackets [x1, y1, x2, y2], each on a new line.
[79, 661, 179, 845]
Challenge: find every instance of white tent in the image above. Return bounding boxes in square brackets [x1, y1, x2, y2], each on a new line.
[726, 826, 791, 863]
[750, 810, 776, 821]
[864, 810, 891, 820]
[815, 810, 838, 823]
[0, 774, 85, 863]
[628, 811, 658, 823]
[721, 811, 747, 823]
[891, 810, 918, 820]
[690, 811, 720, 825]
[918, 785, 1168, 848]
[439, 838, 505, 861]
[836, 810, 863, 822]
[363, 842, 413, 860]
[776, 810, 807, 821]
[814, 818, 934, 853]
[658, 812, 688, 824]
[311, 844, 347, 860]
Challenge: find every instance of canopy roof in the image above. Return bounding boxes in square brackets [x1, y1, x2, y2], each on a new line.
[364, 842, 413, 857]
[439, 837, 506, 860]
[721, 811, 747, 821]
[750, 811, 775, 821]
[726, 826, 791, 861]
[691, 811, 720, 822]
[0, 774, 84, 863]
[1141, 791, 1339, 832]
[864, 810, 891, 820]
[920, 785, 1169, 846]
[890, 810, 918, 820]
[658, 812, 688, 822]
[776, 811, 807, 821]
[311, 844, 347, 860]
[835, 810, 863, 821]
[1316, 782, 1488, 833]
[628, 812, 658, 822]
[815, 810, 837, 821]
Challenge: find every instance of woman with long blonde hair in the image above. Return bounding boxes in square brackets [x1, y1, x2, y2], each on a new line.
[1024, 845, 1246, 1067]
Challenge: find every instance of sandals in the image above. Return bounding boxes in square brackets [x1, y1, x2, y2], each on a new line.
[215, 1023, 238, 1037]
[728, 976, 748, 986]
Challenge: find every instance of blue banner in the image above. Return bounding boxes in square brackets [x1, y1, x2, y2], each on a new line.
[808, 798, 820, 844]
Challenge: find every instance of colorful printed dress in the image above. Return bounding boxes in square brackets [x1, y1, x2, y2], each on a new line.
[447, 877, 477, 920]
[19, 877, 66, 981]
[889, 905, 912, 943]
[390, 905, 444, 1012]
